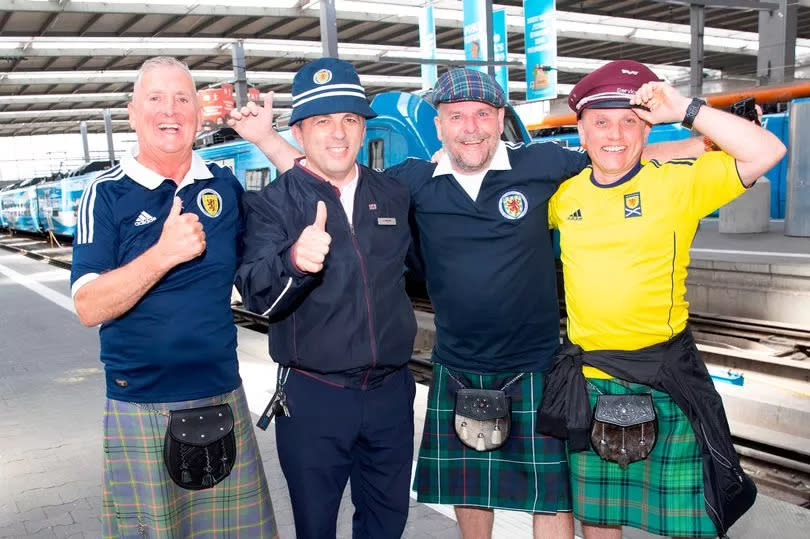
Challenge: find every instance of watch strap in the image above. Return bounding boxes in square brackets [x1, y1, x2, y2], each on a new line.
[682, 97, 704, 129]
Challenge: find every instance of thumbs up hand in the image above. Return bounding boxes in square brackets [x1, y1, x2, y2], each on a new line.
[155, 197, 206, 267]
[291, 201, 331, 274]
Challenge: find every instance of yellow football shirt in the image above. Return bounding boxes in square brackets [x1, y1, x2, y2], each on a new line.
[549, 151, 746, 353]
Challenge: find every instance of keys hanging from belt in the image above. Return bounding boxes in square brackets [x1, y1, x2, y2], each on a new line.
[257, 368, 291, 430]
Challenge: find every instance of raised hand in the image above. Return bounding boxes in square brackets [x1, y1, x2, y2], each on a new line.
[630, 81, 692, 126]
[291, 201, 331, 274]
[227, 92, 275, 145]
[155, 197, 206, 266]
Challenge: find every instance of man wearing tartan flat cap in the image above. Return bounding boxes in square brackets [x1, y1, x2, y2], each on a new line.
[539, 59, 783, 539]
[229, 64, 707, 539]
[233, 57, 418, 538]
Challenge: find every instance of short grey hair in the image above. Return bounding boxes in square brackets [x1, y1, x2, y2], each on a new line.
[133, 56, 195, 96]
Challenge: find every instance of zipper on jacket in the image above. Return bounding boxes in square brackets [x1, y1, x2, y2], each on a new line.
[326, 180, 379, 390]
[350, 229, 378, 389]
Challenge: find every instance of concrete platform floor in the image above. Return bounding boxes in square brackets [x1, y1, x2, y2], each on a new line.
[1, 250, 808, 538]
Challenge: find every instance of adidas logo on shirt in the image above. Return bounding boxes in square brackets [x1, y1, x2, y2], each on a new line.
[567, 209, 583, 221]
[134, 211, 157, 227]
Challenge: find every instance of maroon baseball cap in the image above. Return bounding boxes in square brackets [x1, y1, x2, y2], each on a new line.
[568, 60, 660, 117]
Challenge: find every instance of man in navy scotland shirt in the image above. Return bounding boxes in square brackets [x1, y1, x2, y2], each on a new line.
[71, 57, 276, 538]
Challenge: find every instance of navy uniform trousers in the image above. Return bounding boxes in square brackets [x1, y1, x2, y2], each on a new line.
[275, 366, 416, 539]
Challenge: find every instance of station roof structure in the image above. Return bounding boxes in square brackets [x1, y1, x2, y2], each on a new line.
[1, 0, 809, 135]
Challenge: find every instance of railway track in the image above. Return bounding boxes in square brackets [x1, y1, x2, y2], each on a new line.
[4, 231, 810, 507]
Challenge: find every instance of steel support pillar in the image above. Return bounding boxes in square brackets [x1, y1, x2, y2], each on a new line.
[483, 0, 494, 77]
[103, 109, 115, 166]
[231, 40, 248, 108]
[690, 3, 705, 97]
[320, 0, 338, 58]
[758, 0, 796, 85]
[79, 120, 90, 163]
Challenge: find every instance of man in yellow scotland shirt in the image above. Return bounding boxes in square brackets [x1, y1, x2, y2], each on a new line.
[540, 60, 786, 539]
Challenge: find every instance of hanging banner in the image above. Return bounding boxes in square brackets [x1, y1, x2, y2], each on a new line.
[524, 0, 557, 101]
[463, 0, 489, 75]
[492, 8, 509, 100]
[419, 2, 438, 89]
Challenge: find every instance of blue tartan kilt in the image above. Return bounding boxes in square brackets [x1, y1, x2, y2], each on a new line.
[413, 363, 572, 513]
[101, 385, 277, 538]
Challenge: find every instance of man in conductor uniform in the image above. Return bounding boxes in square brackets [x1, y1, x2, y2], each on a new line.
[234, 58, 418, 539]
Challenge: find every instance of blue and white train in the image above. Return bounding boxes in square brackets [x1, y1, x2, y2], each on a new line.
[0, 90, 792, 237]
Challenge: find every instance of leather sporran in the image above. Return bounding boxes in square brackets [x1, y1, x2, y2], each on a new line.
[454, 388, 511, 452]
[590, 394, 657, 468]
[163, 403, 236, 490]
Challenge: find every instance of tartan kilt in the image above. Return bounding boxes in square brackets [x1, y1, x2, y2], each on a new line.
[101, 385, 277, 539]
[570, 377, 716, 537]
[414, 363, 571, 513]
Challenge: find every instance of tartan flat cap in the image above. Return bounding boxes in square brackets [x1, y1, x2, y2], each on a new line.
[568, 59, 659, 117]
[432, 68, 506, 108]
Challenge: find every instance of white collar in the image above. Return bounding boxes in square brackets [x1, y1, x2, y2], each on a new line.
[121, 143, 213, 190]
[432, 140, 512, 178]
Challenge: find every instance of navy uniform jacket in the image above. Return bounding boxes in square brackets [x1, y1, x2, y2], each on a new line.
[387, 141, 589, 374]
[236, 161, 417, 390]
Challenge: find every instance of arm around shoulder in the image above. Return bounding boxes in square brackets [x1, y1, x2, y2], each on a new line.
[227, 92, 302, 174]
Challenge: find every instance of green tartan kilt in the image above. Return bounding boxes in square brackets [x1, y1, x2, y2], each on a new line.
[414, 363, 571, 513]
[570, 377, 716, 537]
[101, 386, 277, 539]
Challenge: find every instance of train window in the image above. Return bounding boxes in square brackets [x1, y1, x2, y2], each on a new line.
[368, 138, 385, 170]
[245, 168, 270, 192]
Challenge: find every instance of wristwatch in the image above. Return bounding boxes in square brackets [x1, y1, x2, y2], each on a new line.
[681, 98, 705, 129]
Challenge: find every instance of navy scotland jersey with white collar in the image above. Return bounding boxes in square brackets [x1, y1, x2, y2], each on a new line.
[70, 151, 243, 402]
[387, 141, 589, 374]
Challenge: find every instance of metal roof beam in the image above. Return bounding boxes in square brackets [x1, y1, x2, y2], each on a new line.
[188, 17, 220, 37]
[0, 1, 791, 54]
[0, 107, 128, 121]
[221, 16, 262, 37]
[0, 119, 131, 131]
[37, 13, 61, 37]
[0, 12, 11, 34]
[652, 0, 779, 9]
[0, 37, 726, 80]
[119, 14, 146, 36]
[152, 15, 185, 37]
[0, 92, 128, 106]
[78, 13, 104, 37]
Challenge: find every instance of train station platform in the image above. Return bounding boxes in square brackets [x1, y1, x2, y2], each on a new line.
[687, 219, 810, 326]
[1, 250, 809, 538]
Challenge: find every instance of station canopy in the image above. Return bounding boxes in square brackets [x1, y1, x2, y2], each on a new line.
[1, 0, 810, 135]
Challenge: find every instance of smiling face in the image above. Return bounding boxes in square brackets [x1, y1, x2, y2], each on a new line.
[578, 107, 651, 185]
[292, 112, 365, 186]
[435, 101, 505, 174]
[128, 64, 200, 171]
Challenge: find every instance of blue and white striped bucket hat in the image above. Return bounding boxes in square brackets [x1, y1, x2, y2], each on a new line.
[289, 57, 377, 126]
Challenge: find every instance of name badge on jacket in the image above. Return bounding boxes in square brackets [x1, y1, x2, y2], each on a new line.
[377, 217, 397, 226]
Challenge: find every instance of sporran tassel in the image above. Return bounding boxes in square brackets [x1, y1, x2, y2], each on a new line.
[219, 439, 229, 476]
[460, 421, 468, 441]
[491, 420, 502, 445]
[476, 432, 486, 451]
[180, 447, 192, 484]
[201, 447, 215, 488]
